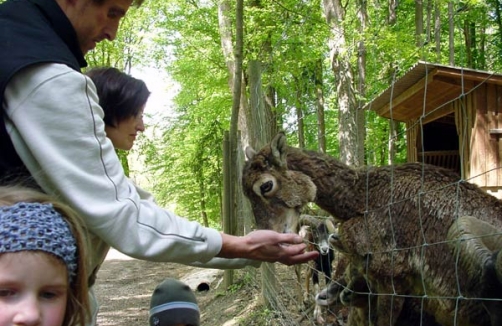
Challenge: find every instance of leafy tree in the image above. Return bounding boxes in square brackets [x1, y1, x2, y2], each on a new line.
[72, 0, 502, 228]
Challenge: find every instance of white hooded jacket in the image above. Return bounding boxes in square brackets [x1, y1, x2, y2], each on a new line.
[3, 63, 259, 278]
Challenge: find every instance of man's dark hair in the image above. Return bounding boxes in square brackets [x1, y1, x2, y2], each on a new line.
[92, 0, 145, 7]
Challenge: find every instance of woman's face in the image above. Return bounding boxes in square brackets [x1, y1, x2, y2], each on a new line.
[106, 106, 145, 150]
[0, 252, 69, 326]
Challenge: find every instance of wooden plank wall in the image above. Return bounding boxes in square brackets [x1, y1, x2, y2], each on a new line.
[406, 120, 418, 163]
[455, 93, 473, 180]
[469, 84, 502, 189]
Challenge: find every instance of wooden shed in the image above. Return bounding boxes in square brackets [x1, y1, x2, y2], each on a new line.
[365, 61, 502, 198]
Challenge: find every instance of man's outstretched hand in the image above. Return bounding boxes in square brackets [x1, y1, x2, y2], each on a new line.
[219, 230, 319, 266]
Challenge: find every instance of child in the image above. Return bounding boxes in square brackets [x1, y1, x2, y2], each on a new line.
[149, 278, 200, 326]
[0, 186, 90, 326]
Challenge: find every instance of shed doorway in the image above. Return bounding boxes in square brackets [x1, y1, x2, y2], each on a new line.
[416, 113, 461, 175]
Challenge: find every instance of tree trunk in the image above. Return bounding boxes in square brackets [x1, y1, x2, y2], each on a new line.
[448, 1, 455, 65]
[388, 0, 397, 24]
[242, 0, 278, 309]
[262, 41, 278, 142]
[434, 0, 441, 61]
[426, 0, 432, 44]
[491, 0, 502, 51]
[248, 61, 274, 148]
[323, 0, 362, 166]
[295, 77, 305, 149]
[470, 21, 477, 68]
[415, 0, 424, 49]
[196, 162, 209, 228]
[222, 0, 245, 290]
[230, 0, 243, 137]
[315, 59, 326, 153]
[357, 0, 367, 166]
[479, 23, 486, 70]
[388, 119, 397, 164]
[218, 0, 250, 143]
[218, 0, 235, 88]
[248, 63, 277, 311]
[463, 20, 473, 68]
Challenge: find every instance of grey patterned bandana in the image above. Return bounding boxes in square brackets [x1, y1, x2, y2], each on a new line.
[0, 202, 78, 283]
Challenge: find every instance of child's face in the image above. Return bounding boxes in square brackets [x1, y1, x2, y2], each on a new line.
[0, 252, 69, 326]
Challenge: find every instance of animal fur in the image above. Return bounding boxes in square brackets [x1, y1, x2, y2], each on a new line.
[447, 215, 502, 325]
[298, 214, 337, 324]
[316, 250, 442, 325]
[299, 215, 337, 293]
[242, 132, 502, 326]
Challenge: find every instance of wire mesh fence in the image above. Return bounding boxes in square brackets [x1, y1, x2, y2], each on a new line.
[241, 62, 502, 325]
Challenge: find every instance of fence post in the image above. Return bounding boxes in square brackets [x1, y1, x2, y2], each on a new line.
[222, 131, 234, 288]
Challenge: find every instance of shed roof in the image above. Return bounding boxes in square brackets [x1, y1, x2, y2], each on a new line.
[365, 61, 502, 122]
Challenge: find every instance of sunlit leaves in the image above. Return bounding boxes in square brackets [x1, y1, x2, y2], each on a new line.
[77, 0, 502, 226]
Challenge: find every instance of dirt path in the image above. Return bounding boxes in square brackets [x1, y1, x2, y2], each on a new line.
[94, 250, 211, 325]
[93, 250, 340, 325]
[93, 249, 262, 326]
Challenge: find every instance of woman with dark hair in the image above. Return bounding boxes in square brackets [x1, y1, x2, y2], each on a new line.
[86, 67, 150, 150]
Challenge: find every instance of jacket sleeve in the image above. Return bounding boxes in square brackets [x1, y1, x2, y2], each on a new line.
[3, 63, 230, 265]
[134, 183, 261, 268]
[189, 258, 261, 269]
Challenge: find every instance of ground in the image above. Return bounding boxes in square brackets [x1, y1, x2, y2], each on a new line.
[93, 250, 345, 325]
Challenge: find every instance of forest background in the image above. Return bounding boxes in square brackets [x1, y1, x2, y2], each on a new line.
[81, 0, 502, 231]
[4, 0, 501, 252]
[5, 0, 502, 323]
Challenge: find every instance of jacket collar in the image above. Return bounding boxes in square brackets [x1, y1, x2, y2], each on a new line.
[29, 0, 87, 68]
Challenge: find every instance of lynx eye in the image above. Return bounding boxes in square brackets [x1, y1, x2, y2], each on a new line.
[260, 180, 274, 195]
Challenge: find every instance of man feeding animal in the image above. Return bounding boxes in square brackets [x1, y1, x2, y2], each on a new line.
[242, 131, 502, 326]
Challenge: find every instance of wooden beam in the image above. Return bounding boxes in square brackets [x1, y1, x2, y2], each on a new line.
[422, 103, 455, 125]
[435, 68, 502, 86]
[376, 71, 436, 120]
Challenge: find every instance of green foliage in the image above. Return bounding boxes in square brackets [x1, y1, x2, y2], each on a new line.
[142, 117, 226, 227]
[74, 0, 502, 227]
[227, 271, 252, 293]
[135, 0, 232, 225]
[116, 150, 130, 176]
[365, 111, 407, 165]
[85, 4, 166, 71]
[7, 0, 502, 244]
[237, 306, 275, 325]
